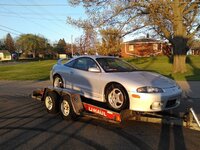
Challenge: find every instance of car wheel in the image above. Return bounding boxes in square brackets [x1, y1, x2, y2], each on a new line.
[53, 75, 64, 88]
[106, 84, 129, 112]
[44, 92, 59, 114]
[60, 95, 78, 120]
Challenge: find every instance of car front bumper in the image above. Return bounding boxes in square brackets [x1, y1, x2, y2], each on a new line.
[128, 87, 182, 112]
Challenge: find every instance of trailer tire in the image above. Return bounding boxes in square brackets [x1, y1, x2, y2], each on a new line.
[44, 92, 59, 114]
[60, 95, 78, 120]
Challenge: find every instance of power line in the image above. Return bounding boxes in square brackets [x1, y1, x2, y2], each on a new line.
[0, 4, 69, 7]
[0, 11, 80, 16]
[1, 6, 65, 38]
[3, 1, 198, 6]
[0, 1, 199, 5]
[0, 1, 82, 41]
[0, 25, 23, 34]
[30, 0, 67, 28]
[0, 14, 65, 22]
[14, 0, 67, 29]
[0, 28, 20, 35]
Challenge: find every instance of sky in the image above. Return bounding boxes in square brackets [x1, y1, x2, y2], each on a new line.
[0, 0, 86, 43]
[1, 1, 199, 46]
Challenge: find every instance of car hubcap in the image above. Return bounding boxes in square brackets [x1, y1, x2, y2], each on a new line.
[61, 100, 70, 116]
[108, 88, 124, 109]
[54, 77, 63, 88]
[45, 96, 53, 110]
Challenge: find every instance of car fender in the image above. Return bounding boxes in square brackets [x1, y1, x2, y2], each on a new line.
[103, 81, 129, 100]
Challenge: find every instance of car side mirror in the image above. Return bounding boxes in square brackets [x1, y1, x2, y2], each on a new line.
[88, 67, 100, 73]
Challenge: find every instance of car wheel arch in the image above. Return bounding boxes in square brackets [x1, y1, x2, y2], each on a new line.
[104, 82, 130, 109]
[53, 73, 62, 79]
[53, 73, 65, 88]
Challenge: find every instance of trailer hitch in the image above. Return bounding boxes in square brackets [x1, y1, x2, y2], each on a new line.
[183, 108, 200, 128]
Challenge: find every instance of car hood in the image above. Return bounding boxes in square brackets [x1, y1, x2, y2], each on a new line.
[110, 71, 176, 88]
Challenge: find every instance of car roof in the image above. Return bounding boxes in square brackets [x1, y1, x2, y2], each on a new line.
[73, 55, 116, 59]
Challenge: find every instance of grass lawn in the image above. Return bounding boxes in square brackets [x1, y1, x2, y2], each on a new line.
[0, 60, 56, 80]
[0, 56, 199, 81]
[126, 55, 200, 81]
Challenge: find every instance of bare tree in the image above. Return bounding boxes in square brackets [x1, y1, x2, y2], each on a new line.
[73, 23, 98, 55]
[75, 35, 86, 54]
[68, 0, 200, 73]
[99, 28, 122, 56]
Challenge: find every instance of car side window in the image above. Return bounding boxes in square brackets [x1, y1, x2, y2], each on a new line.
[73, 57, 99, 71]
[65, 59, 76, 67]
[74, 58, 88, 71]
[86, 58, 98, 69]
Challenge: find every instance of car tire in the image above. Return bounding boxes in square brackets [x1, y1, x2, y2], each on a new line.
[53, 75, 64, 88]
[44, 92, 59, 114]
[105, 84, 129, 112]
[60, 95, 78, 120]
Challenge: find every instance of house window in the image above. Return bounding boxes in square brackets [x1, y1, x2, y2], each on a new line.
[153, 44, 158, 50]
[129, 45, 134, 51]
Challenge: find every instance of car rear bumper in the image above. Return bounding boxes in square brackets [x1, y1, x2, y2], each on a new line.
[128, 87, 182, 112]
[50, 70, 53, 83]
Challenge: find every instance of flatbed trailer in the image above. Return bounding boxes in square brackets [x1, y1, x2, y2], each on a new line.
[32, 87, 200, 131]
[32, 87, 133, 123]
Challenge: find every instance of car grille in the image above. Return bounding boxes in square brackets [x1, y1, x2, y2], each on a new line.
[166, 99, 177, 108]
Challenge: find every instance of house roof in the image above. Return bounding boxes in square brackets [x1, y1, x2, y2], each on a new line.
[0, 50, 11, 55]
[124, 38, 164, 44]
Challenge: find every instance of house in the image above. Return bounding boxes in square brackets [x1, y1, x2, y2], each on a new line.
[121, 38, 171, 57]
[189, 48, 200, 55]
[58, 54, 67, 59]
[0, 50, 12, 61]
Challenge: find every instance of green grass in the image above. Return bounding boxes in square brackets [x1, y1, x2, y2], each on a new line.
[0, 60, 56, 80]
[0, 56, 199, 81]
[125, 55, 200, 81]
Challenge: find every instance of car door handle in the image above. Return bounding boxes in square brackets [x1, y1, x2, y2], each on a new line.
[70, 71, 74, 74]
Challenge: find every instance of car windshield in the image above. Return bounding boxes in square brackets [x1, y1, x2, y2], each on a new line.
[96, 57, 137, 72]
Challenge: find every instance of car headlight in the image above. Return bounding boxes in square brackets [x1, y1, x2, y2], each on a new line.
[137, 86, 163, 93]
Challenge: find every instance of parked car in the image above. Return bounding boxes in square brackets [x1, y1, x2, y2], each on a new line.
[50, 55, 182, 112]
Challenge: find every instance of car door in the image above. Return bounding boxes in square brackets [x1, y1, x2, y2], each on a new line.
[61, 59, 76, 89]
[70, 57, 102, 101]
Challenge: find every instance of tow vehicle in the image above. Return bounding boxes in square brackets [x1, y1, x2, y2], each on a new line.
[32, 86, 200, 131]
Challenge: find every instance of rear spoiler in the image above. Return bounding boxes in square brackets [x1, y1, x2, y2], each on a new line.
[57, 58, 68, 65]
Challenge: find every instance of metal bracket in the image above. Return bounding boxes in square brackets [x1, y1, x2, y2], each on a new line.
[185, 108, 200, 128]
[189, 108, 200, 128]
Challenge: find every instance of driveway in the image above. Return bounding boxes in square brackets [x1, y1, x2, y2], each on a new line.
[0, 81, 199, 150]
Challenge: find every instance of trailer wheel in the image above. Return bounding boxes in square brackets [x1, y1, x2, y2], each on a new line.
[44, 92, 59, 114]
[60, 95, 78, 120]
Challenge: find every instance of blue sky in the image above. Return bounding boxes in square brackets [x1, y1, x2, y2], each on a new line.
[1, 1, 199, 45]
[0, 0, 86, 43]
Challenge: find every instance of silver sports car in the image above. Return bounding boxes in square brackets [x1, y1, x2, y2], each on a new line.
[50, 55, 182, 112]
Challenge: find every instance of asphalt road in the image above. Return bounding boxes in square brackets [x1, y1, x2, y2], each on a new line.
[0, 81, 199, 150]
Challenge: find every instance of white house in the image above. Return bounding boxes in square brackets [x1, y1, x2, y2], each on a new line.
[0, 50, 12, 61]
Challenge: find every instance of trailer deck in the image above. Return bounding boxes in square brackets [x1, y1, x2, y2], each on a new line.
[31, 87, 200, 131]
